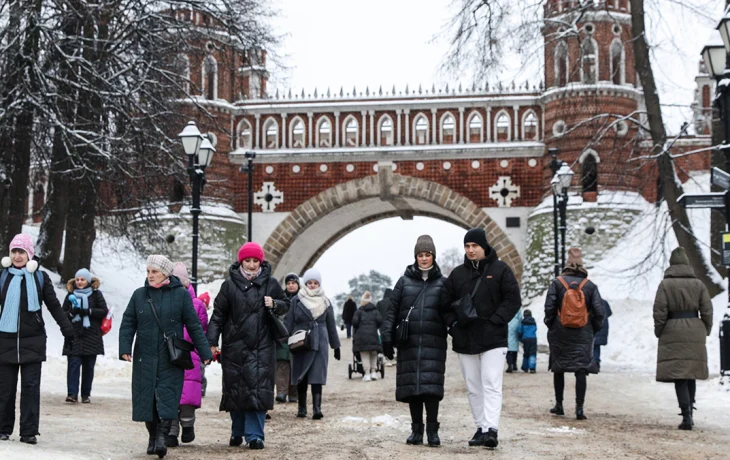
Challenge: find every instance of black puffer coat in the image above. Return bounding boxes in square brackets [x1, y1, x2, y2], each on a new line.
[62, 278, 108, 356]
[383, 263, 448, 402]
[342, 298, 357, 325]
[443, 249, 522, 354]
[207, 262, 288, 412]
[352, 303, 382, 353]
[544, 272, 605, 373]
[0, 268, 74, 364]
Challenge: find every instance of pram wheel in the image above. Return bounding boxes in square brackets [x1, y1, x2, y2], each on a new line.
[348, 364, 353, 379]
[378, 354, 385, 379]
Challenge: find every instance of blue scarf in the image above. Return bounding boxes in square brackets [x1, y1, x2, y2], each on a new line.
[0, 267, 41, 333]
[71, 286, 93, 328]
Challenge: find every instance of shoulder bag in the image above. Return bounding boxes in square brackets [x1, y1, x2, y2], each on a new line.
[264, 278, 290, 341]
[395, 286, 427, 347]
[451, 274, 485, 326]
[146, 290, 195, 370]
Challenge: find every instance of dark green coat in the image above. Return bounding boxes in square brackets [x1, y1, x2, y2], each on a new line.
[276, 290, 297, 362]
[118, 276, 212, 422]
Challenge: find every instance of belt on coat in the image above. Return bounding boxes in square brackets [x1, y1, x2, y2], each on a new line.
[667, 311, 698, 319]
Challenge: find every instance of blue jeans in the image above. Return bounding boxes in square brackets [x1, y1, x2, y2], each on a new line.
[593, 344, 602, 363]
[230, 410, 266, 443]
[67, 355, 97, 398]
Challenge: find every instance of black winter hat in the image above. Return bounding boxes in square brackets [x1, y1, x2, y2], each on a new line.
[523, 309, 532, 317]
[284, 272, 300, 285]
[464, 228, 489, 252]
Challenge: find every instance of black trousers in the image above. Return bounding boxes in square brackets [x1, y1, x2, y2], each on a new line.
[408, 397, 439, 424]
[674, 379, 696, 408]
[0, 363, 42, 436]
[506, 351, 518, 367]
[554, 370, 587, 403]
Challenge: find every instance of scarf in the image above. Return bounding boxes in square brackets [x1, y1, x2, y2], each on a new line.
[419, 265, 433, 281]
[150, 278, 171, 289]
[0, 267, 41, 333]
[297, 286, 329, 320]
[71, 286, 93, 328]
[240, 266, 262, 281]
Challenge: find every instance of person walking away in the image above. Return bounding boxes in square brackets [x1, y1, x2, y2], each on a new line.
[442, 229, 521, 449]
[376, 289, 395, 366]
[342, 296, 357, 339]
[276, 273, 300, 403]
[167, 263, 209, 447]
[544, 247, 605, 421]
[517, 309, 537, 373]
[197, 291, 211, 397]
[593, 300, 612, 371]
[506, 310, 521, 373]
[284, 268, 341, 420]
[0, 234, 75, 445]
[653, 247, 712, 430]
[62, 268, 108, 404]
[352, 291, 382, 382]
[207, 243, 289, 449]
[382, 235, 449, 447]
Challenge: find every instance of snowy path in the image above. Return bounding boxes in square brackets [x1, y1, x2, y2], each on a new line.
[1, 337, 729, 459]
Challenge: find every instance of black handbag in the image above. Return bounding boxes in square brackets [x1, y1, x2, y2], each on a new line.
[264, 279, 289, 341]
[146, 292, 195, 370]
[287, 326, 313, 354]
[395, 286, 427, 347]
[452, 277, 483, 326]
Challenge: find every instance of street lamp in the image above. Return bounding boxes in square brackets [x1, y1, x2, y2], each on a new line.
[177, 121, 215, 294]
[548, 148, 562, 277]
[551, 162, 574, 270]
[241, 150, 257, 242]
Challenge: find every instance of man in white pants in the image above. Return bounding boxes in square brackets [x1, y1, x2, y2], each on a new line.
[443, 228, 521, 448]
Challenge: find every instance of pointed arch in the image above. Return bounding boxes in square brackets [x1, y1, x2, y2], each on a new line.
[175, 54, 190, 94]
[315, 116, 332, 147]
[522, 110, 539, 141]
[609, 39, 625, 85]
[554, 41, 569, 87]
[377, 114, 394, 146]
[202, 55, 218, 99]
[580, 38, 598, 84]
[580, 149, 599, 193]
[237, 119, 252, 149]
[343, 115, 359, 147]
[466, 111, 483, 143]
[289, 116, 306, 148]
[413, 113, 429, 145]
[263, 118, 279, 149]
[494, 110, 511, 142]
[439, 111, 456, 144]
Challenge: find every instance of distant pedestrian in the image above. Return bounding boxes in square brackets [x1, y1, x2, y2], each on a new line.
[62, 268, 109, 404]
[284, 268, 341, 420]
[342, 296, 357, 339]
[352, 291, 382, 382]
[593, 300, 612, 371]
[544, 248, 604, 421]
[653, 247, 712, 431]
[197, 292, 211, 397]
[275, 273, 299, 404]
[376, 288, 393, 319]
[506, 310, 522, 373]
[517, 309, 537, 373]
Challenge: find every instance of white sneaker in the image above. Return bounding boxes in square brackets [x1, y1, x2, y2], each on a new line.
[371, 372, 379, 381]
[362, 374, 372, 382]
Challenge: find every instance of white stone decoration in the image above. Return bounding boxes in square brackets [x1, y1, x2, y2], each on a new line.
[320, 164, 328, 173]
[500, 160, 509, 168]
[392, 163, 397, 171]
[265, 165, 274, 174]
[416, 162, 425, 171]
[346, 164, 355, 172]
[528, 159, 538, 167]
[292, 165, 301, 173]
[254, 181, 284, 212]
[489, 176, 521, 208]
[471, 160, 480, 169]
[373, 164, 379, 172]
[443, 161, 451, 170]
[552, 120, 566, 137]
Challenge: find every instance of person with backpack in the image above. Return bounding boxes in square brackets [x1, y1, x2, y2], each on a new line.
[544, 247, 605, 420]
[517, 309, 537, 373]
[0, 234, 75, 445]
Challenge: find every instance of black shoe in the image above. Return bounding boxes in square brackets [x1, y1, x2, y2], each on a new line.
[296, 405, 307, 418]
[426, 422, 440, 447]
[529, 369, 536, 374]
[0, 433, 9, 441]
[20, 435, 37, 445]
[505, 367, 513, 373]
[181, 426, 195, 443]
[576, 399, 587, 420]
[484, 428, 499, 449]
[678, 405, 693, 430]
[249, 439, 265, 449]
[288, 396, 298, 403]
[265, 413, 272, 420]
[166, 436, 178, 448]
[297, 387, 307, 417]
[155, 420, 172, 458]
[312, 393, 323, 420]
[145, 422, 156, 455]
[65, 395, 77, 403]
[406, 423, 424, 445]
[550, 403, 565, 416]
[82, 396, 90, 404]
[468, 428, 487, 446]
[229, 435, 243, 447]
[275, 394, 286, 403]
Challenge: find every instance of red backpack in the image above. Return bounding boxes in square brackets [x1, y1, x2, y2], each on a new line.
[557, 277, 589, 328]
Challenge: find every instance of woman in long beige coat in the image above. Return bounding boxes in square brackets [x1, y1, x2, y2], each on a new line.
[653, 247, 712, 431]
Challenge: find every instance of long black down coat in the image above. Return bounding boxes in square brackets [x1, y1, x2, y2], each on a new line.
[207, 261, 288, 412]
[382, 263, 449, 402]
[62, 278, 108, 356]
[0, 268, 74, 364]
[544, 272, 605, 373]
[352, 303, 382, 353]
[442, 249, 522, 355]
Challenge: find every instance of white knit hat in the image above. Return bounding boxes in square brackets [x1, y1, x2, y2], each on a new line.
[301, 268, 322, 285]
[360, 291, 373, 306]
[146, 255, 175, 277]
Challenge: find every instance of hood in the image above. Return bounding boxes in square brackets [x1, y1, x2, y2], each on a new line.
[361, 302, 377, 312]
[664, 264, 696, 280]
[382, 288, 393, 298]
[67, 277, 101, 292]
[405, 262, 443, 281]
[521, 316, 536, 326]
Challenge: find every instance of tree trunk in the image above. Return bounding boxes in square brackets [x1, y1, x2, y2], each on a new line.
[37, 130, 71, 271]
[61, 174, 98, 280]
[630, 0, 723, 296]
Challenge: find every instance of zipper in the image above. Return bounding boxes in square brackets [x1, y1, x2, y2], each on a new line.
[416, 280, 426, 395]
[16, 307, 20, 363]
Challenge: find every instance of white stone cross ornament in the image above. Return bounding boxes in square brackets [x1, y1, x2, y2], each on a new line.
[489, 176, 520, 208]
[254, 181, 284, 212]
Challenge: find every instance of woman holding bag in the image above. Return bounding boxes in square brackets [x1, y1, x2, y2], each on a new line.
[118, 255, 212, 459]
[382, 235, 449, 447]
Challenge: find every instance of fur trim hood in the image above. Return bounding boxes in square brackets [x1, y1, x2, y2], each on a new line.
[67, 277, 101, 292]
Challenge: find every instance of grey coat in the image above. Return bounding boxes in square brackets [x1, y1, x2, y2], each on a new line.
[284, 296, 341, 385]
[352, 303, 382, 353]
[654, 264, 713, 382]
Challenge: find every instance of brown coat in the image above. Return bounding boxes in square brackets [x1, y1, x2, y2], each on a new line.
[653, 264, 712, 382]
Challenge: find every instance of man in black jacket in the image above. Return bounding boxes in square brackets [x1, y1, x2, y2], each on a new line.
[443, 228, 521, 449]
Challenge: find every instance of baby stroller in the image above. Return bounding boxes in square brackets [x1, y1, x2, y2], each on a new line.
[348, 351, 385, 380]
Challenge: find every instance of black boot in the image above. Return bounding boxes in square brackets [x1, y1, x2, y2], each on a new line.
[678, 405, 693, 430]
[550, 402, 564, 416]
[312, 393, 323, 420]
[484, 428, 499, 449]
[145, 422, 156, 455]
[406, 423, 424, 445]
[576, 399, 587, 420]
[155, 420, 172, 458]
[296, 387, 307, 418]
[426, 422, 440, 447]
[181, 426, 195, 443]
[506, 364, 513, 373]
[166, 435, 178, 448]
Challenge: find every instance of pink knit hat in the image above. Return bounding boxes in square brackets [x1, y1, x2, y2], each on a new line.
[9, 234, 35, 260]
[238, 242, 264, 263]
[172, 262, 190, 287]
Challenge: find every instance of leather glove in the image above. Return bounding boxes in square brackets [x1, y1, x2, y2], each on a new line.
[383, 342, 395, 361]
[334, 348, 341, 361]
[79, 308, 90, 317]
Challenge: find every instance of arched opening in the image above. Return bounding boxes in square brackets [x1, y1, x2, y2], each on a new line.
[378, 115, 394, 146]
[581, 39, 598, 84]
[495, 112, 510, 142]
[344, 117, 359, 147]
[414, 115, 429, 145]
[554, 41, 569, 87]
[202, 55, 217, 99]
[467, 112, 483, 143]
[581, 153, 598, 193]
[264, 119, 278, 148]
[237, 119, 252, 149]
[522, 111, 538, 140]
[441, 113, 456, 144]
[610, 40, 624, 85]
[290, 117, 305, 148]
[316, 117, 332, 147]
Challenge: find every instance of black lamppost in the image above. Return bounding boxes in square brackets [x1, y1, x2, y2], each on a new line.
[551, 162, 574, 271]
[241, 150, 256, 242]
[549, 148, 562, 277]
[178, 121, 216, 294]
